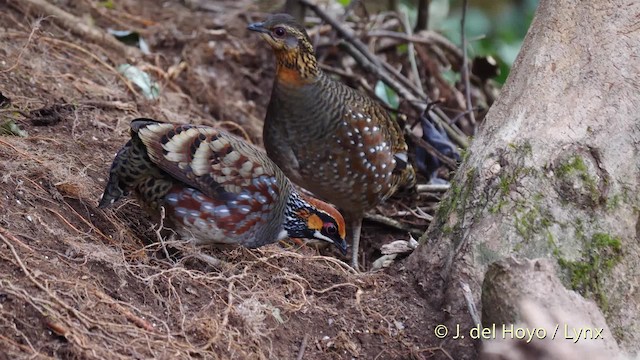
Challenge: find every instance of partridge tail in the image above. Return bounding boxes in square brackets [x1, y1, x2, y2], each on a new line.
[98, 119, 160, 208]
[99, 140, 134, 208]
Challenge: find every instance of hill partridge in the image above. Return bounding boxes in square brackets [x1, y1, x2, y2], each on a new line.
[248, 14, 415, 268]
[99, 118, 347, 254]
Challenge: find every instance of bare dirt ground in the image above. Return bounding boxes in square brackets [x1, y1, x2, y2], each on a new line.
[0, 0, 469, 358]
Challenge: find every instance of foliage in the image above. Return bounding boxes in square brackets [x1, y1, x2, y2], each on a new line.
[399, 0, 539, 83]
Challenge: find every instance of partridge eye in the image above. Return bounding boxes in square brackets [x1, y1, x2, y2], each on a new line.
[324, 223, 337, 235]
[273, 27, 286, 38]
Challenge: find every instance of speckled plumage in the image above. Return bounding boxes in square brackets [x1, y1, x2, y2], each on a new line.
[249, 14, 415, 268]
[266, 72, 410, 210]
[99, 118, 347, 253]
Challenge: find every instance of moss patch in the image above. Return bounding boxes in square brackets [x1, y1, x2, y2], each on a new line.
[555, 154, 588, 177]
[554, 154, 600, 207]
[514, 204, 554, 244]
[431, 167, 477, 246]
[557, 232, 622, 310]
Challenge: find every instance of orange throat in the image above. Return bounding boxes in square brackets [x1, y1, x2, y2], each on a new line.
[275, 65, 310, 86]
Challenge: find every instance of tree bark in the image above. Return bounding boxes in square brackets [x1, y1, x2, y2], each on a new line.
[407, 0, 640, 358]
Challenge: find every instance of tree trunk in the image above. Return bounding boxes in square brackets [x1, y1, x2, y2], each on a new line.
[407, 0, 640, 358]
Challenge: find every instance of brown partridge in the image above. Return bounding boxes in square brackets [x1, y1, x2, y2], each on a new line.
[99, 118, 347, 254]
[248, 14, 415, 268]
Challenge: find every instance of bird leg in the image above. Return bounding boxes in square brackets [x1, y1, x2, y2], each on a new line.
[349, 217, 363, 270]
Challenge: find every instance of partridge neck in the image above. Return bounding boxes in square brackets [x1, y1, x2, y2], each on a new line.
[284, 190, 306, 218]
[274, 49, 320, 86]
[281, 189, 310, 237]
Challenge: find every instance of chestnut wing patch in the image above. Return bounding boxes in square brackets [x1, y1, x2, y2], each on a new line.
[135, 122, 281, 234]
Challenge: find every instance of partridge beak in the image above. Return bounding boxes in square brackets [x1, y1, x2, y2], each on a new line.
[247, 22, 269, 34]
[336, 238, 348, 256]
[313, 230, 348, 256]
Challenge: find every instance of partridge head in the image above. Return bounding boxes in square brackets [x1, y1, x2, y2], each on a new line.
[99, 119, 347, 254]
[247, 14, 318, 84]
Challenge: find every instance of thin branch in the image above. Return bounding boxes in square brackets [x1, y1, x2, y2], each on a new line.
[400, 11, 423, 95]
[155, 206, 174, 263]
[460, 0, 477, 133]
[339, 42, 414, 104]
[415, 0, 430, 32]
[295, 333, 309, 360]
[404, 126, 458, 170]
[319, 63, 357, 79]
[381, 61, 426, 103]
[416, 184, 450, 193]
[0, 17, 41, 74]
[367, 29, 463, 59]
[41, 37, 139, 96]
[364, 213, 424, 237]
[11, 0, 140, 58]
[299, 0, 381, 67]
[0, 232, 93, 328]
[340, 41, 468, 148]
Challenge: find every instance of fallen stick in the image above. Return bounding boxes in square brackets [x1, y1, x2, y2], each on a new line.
[416, 184, 451, 193]
[366, 29, 463, 60]
[364, 213, 424, 237]
[12, 0, 141, 58]
[296, 333, 309, 360]
[405, 125, 459, 170]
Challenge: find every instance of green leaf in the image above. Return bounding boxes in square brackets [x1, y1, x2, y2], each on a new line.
[99, 0, 115, 9]
[117, 64, 160, 100]
[440, 68, 459, 85]
[0, 120, 28, 137]
[337, 0, 351, 6]
[375, 80, 400, 109]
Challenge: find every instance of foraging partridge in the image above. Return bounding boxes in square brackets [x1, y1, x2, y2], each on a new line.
[248, 14, 415, 268]
[99, 118, 347, 254]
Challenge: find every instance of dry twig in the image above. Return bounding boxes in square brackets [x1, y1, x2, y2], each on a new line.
[460, 0, 477, 133]
[296, 333, 310, 360]
[367, 29, 463, 59]
[11, 0, 140, 58]
[41, 37, 139, 96]
[0, 17, 41, 74]
[416, 184, 450, 193]
[405, 126, 458, 170]
[364, 213, 424, 237]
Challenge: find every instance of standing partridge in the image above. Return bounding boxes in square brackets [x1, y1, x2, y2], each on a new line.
[99, 118, 347, 255]
[248, 14, 416, 268]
